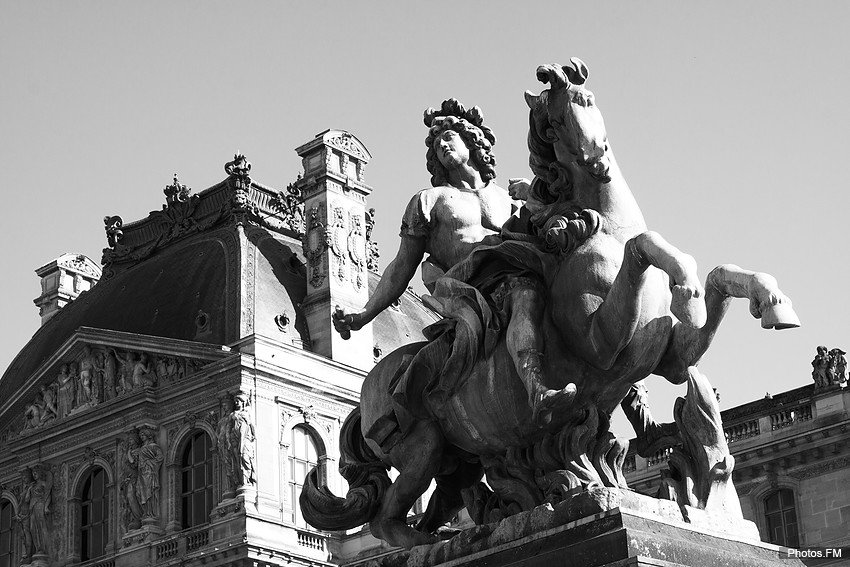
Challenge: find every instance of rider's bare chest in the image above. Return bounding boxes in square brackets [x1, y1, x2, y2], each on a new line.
[435, 188, 510, 232]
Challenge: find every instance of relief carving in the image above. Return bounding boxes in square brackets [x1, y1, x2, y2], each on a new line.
[217, 392, 256, 496]
[302, 206, 327, 288]
[20, 346, 205, 434]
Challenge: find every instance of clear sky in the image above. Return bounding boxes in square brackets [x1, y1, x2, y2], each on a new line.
[1, 2, 848, 436]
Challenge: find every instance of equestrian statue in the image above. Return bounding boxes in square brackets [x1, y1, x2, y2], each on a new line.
[300, 58, 800, 549]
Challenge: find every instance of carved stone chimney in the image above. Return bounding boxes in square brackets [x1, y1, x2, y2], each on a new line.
[33, 253, 102, 325]
[295, 130, 374, 371]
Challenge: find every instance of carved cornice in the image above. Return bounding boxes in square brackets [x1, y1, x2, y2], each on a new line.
[102, 157, 305, 279]
[788, 455, 850, 480]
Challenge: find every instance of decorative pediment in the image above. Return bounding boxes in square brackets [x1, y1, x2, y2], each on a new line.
[3, 328, 234, 439]
[322, 130, 372, 163]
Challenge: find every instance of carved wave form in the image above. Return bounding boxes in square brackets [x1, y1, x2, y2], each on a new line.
[464, 406, 629, 524]
[299, 407, 391, 530]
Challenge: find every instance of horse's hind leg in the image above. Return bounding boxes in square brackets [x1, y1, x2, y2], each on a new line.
[655, 264, 800, 384]
[416, 459, 484, 534]
[370, 420, 445, 548]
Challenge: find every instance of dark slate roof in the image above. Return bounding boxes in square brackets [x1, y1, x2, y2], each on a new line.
[0, 180, 438, 404]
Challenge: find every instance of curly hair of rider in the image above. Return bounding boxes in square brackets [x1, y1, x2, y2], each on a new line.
[425, 115, 497, 187]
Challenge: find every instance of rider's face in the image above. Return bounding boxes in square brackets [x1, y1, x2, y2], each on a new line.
[433, 129, 470, 170]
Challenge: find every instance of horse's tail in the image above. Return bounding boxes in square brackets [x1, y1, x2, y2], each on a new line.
[299, 406, 391, 530]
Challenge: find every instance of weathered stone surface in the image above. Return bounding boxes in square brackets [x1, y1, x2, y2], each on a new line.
[392, 497, 797, 567]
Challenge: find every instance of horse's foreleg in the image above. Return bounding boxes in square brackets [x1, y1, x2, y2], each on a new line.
[370, 420, 444, 549]
[655, 264, 799, 384]
[707, 264, 800, 330]
[630, 231, 707, 328]
[586, 231, 705, 369]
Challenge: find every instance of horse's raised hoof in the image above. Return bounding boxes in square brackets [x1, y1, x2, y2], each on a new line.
[671, 284, 707, 328]
[532, 383, 577, 426]
[761, 302, 801, 330]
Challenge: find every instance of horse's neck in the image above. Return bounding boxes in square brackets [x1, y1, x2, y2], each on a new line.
[570, 156, 646, 237]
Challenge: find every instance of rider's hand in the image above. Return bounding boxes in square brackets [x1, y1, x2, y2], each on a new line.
[508, 178, 531, 201]
[333, 306, 364, 339]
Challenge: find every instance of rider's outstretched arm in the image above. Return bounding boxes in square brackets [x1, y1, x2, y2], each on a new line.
[334, 236, 427, 333]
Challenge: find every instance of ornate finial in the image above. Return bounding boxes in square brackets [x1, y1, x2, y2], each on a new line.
[104, 215, 124, 248]
[269, 182, 304, 232]
[423, 98, 496, 145]
[224, 152, 252, 178]
[164, 174, 191, 206]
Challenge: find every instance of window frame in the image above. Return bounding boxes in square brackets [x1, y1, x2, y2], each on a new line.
[179, 430, 215, 530]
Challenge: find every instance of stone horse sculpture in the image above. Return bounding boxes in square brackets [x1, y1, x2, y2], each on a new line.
[300, 58, 800, 549]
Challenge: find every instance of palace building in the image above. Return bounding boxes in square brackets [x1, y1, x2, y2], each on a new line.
[0, 130, 848, 567]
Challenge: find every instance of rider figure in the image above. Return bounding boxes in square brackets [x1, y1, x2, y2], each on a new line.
[333, 99, 575, 425]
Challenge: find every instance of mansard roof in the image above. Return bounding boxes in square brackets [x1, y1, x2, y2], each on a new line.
[0, 156, 437, 406]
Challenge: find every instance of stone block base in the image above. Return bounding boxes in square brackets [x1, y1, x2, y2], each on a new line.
[374, 489, 803, 567]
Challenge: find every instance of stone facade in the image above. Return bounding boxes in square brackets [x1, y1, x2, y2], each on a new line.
[0, 133, 437, 567]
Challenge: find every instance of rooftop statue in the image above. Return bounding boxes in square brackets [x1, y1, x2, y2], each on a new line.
[301, 59, 800, 550]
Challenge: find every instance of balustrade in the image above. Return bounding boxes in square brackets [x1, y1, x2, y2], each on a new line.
[724, 419, 760, 443]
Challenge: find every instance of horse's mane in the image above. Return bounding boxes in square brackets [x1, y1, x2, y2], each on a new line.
[525, 89, 601, 255]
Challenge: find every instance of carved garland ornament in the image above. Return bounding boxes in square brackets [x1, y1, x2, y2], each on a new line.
[347, 212, 367, 289]
[328, 205, 348, 283]
[302, 206, 327, 288]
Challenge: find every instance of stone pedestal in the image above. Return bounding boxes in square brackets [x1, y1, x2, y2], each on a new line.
[121, 523, 163, 548]
[376, 489, 804, 567]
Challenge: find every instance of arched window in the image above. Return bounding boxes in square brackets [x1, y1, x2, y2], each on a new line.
[0, 499, 13, 567]
[289, 426, 319, 528]
[764, 489, 799, 547]
[181, 431, 214, 529]
[80, 468, 108, 561]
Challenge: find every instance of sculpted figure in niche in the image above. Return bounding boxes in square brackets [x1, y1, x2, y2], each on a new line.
[136, 427, 163, 519]
[120, 432, 144, 530]
[333, 99, 575, 428]
[812, 346, 831, 388]
[218, 393, 256, 493]
[21, 464, 53, 559]
[56, 364, 74, 418]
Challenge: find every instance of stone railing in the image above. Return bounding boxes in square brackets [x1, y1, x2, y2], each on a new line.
[724, 419, 760, 443]
[769, 403, 813, 431]
[152, 527, 212, 564]
[647, 446, 674, 467]
[186, 528, 210, 552]
[155, 538, 179, 561]
[297, 529, 327, 552]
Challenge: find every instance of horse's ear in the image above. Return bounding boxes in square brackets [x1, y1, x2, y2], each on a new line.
[524, 90, 539, 109]
[565, 57, 589, 85]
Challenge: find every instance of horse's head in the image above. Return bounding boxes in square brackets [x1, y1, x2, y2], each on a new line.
[526, 58, 610, 182]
